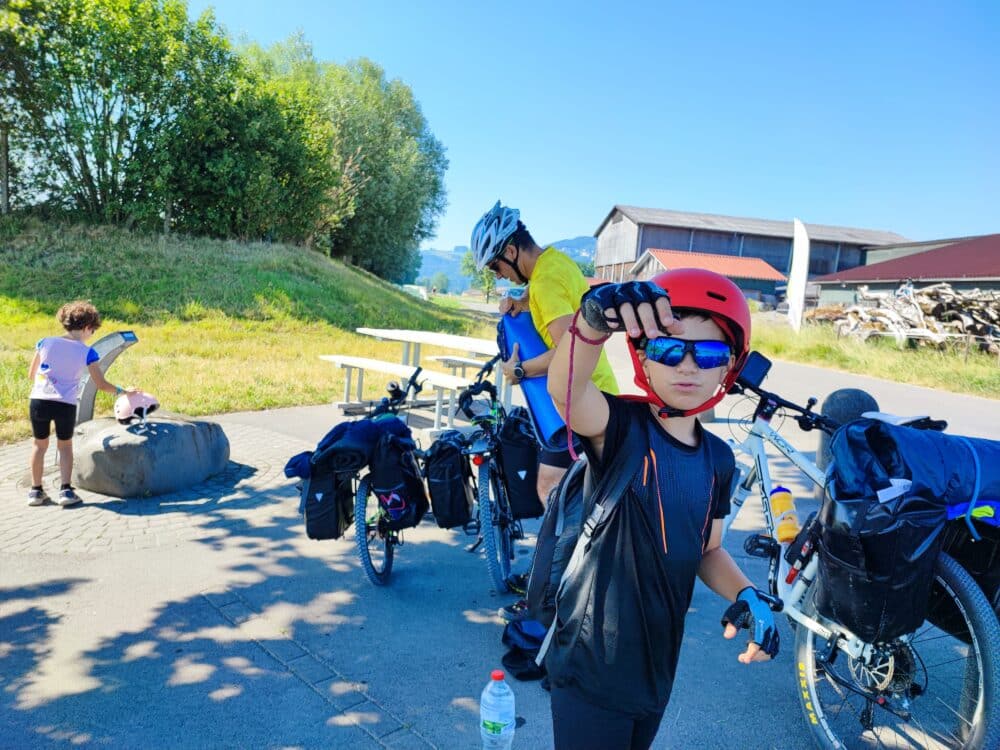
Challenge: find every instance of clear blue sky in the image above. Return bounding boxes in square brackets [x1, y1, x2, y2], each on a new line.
[187, 0, 999, 250]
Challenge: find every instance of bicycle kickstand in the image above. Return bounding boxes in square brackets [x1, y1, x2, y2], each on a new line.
[466, 535, 483, 554]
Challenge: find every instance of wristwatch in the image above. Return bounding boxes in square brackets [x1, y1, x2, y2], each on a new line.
[512, 362, 526, 380]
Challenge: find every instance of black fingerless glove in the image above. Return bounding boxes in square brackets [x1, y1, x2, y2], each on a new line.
[579, 281, 671, 334]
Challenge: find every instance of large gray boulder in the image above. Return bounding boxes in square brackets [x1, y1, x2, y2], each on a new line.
[73, 415, 230, 498]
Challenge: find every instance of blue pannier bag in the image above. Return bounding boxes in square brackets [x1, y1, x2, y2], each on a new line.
[818, 418, 1000, 643]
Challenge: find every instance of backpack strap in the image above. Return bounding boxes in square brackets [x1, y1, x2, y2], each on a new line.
[555, 459, 588, 536]
[537, 406, 649, 664]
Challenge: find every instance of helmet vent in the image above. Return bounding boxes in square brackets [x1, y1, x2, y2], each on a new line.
[706, 291, 727, 301]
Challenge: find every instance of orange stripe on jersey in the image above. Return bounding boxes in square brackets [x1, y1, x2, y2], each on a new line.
[700, 474, 716, 550]
[649, 450, 668, 555]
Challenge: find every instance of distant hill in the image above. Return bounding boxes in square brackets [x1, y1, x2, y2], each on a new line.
[418, 235, 596, 291]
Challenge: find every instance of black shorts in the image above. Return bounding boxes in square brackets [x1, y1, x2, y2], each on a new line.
[29, 399, 77, 441]
[538, 426, 584, 470]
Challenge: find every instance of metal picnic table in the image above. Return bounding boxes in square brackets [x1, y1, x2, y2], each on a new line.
[355, 327, 512, 406]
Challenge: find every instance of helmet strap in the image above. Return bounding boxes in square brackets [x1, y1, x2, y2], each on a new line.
[496, 246, 530, 286]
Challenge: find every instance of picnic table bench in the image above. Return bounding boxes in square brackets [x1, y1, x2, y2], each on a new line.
[319, 355, 471, 430]
[425, 354, 492, 378]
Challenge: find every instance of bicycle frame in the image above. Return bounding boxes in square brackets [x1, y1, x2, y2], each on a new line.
[723, 404, 879, 662]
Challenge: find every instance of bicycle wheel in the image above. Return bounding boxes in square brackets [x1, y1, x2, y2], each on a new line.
[795, 552, 1000, 750]
[354, 475, 394, 586]
[477, 460, 512, 594]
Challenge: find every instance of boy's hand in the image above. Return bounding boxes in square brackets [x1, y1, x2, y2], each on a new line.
[721, 587, 781, 663]
[580, 282, 682, 339]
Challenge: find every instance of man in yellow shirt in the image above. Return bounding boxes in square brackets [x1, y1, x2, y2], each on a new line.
[471, 201, 618, 508]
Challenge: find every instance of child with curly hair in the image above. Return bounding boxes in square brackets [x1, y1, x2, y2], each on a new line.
[28, 301, 132, 507]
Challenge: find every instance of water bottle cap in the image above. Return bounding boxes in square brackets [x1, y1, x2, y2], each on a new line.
[770, 485, 790, 496]
[491, 669, 505, 681]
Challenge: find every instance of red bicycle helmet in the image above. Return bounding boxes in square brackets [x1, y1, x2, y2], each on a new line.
[626, 268, 751, 417]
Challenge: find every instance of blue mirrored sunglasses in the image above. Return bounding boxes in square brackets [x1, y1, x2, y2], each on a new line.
[642, 337, 732, 369]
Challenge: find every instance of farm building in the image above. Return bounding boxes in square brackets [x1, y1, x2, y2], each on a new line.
[813, 234, 1000, 305]
[630, 249, 786, 299]
[594, 205, 907, 285]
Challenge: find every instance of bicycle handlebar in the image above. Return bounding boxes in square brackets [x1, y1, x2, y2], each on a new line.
[730, 379, 841, 436]
[456, 355, 502, 420]
[371, 366, 424, 417]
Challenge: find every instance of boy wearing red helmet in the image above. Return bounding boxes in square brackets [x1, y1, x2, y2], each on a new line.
[543, 269, 778, 750]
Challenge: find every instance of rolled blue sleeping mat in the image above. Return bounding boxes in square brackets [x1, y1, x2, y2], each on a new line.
[498, 312, 565, 444]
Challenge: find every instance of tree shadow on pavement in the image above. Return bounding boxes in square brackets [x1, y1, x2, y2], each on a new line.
[2, 478, 529, 749]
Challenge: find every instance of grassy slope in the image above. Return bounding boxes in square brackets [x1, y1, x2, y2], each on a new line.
[0, 217, 492, 444]
[1, 217, 996, 444]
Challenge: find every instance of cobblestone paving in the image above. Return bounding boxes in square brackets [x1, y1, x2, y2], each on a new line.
[0, 417, 435, 748]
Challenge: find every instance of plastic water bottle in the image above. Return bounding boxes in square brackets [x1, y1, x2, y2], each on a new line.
[498, 312, 565, 443]
[480, 669, 515, 749]
[770, 486, 800, 601]
[770, 486, 800, 543]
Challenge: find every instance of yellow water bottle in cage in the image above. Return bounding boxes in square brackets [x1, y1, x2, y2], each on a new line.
[770, 486, 800, 543]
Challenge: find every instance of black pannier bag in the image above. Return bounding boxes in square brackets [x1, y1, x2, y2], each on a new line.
[817, 418, 1000, 643]
[301, 471, 354, 540]
[369, 432, 429, 531]
[424, 429, 474, 529]
[498, 406, 543, 519]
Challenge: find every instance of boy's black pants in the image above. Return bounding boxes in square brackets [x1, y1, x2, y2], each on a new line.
[551, 685, 665, 750]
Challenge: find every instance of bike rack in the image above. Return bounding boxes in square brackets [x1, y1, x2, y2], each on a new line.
[75, 330, 139, 425]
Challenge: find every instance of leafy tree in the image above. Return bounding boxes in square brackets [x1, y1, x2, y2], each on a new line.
[162, 74, 331, 241]
[239, 35, 365, 245]
[0, 0, 239, 226]
[576, 259, 595, 277]
[430, 271, 449, 294]
[322, 59, 448, 284]
[461, 250, 496, 302]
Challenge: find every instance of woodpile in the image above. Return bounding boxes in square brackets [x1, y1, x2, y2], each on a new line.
[806, 282, 1000, 355]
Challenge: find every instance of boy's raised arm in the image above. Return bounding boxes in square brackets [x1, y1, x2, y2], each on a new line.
[547, 311, 610, 438]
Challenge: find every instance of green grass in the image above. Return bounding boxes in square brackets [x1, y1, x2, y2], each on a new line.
[0, 216, 491, 444]
[1, 215, 995, 445]
[752, 318, 1000, 399]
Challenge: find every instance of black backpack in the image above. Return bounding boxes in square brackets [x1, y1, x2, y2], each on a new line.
[498, 406, 543, 520]
[300, 471, 354, 541]
[424, 429, 474, 529]
[526, 424, 647, 629]
[369, 432, 429, 531]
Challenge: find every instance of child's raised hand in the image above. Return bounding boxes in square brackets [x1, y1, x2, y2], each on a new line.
[580, 282, 683, 340]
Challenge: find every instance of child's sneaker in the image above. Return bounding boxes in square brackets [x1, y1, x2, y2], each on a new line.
[498, 598, 530, 623]
[58, 488, 82, 507]
[506, 573, 529, 596]
[27, 488, 50, 506]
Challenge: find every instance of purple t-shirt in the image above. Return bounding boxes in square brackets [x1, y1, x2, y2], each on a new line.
[30, 337, 99, 405]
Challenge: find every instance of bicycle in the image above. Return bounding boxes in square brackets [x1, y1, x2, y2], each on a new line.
[721, 350, 1000, 750]
[454, 355, 523, 594]
[351, 366, 426, 587]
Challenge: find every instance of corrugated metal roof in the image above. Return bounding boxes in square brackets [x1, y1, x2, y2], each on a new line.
[636, 249, 787, 282]
[595, 205, 909, 246]
[813, 234, 1000, 283]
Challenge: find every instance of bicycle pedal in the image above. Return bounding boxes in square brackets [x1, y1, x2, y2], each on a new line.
[744, 534, 781, 559]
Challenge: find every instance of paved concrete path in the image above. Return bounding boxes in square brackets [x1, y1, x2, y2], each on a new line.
[1, 352, 997, 749]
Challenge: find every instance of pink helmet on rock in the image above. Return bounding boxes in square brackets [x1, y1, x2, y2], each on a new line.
[114, 391, 160, 425]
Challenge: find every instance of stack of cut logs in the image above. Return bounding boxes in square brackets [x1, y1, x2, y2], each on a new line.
[806, 282, 1000, 355]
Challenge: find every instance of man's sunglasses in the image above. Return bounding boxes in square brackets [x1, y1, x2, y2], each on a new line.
[642, 337, 732, 369]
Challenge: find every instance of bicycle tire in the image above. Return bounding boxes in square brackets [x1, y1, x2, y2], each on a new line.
[795, 551, 1000, 750]
[477, 460, 512, 594]
[354, 475, 394, 586]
